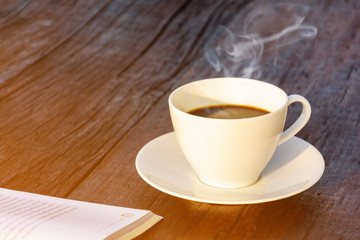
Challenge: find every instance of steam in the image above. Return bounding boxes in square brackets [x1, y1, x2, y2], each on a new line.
[205, 3, 317, 78]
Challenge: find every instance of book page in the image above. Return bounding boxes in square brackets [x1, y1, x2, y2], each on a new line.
[0, 188, 161, 240]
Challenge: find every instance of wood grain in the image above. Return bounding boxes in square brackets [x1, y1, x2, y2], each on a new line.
[0, 0, 358, 239]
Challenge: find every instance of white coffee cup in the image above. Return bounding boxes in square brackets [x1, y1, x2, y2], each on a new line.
[169, 78, 311, 188]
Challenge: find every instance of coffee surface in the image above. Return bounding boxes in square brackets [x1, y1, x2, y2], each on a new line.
[187, 104, 270, 119]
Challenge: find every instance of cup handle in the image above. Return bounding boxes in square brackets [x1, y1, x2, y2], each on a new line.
[278, 94, 311, 145]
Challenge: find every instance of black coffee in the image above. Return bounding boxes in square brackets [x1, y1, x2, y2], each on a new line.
[187, 104, 270, 119]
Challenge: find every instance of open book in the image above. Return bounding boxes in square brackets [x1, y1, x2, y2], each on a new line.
[0, 188, 162, 240]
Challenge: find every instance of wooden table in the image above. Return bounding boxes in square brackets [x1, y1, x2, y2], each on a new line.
[0, 0, 358, 239]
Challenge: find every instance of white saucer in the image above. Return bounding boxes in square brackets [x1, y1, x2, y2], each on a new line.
[135, 132, 324, 205]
